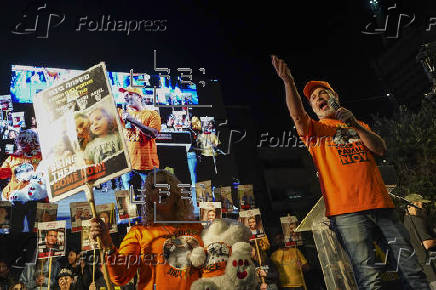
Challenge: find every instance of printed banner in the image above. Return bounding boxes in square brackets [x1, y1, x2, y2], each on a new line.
[34, 203, 58, 231]
[96, 203, 117, 233]
[81, 219, 99, 251]
[239, 208, 265, 240]
[70, 202, 92, 232]
[199, 202, 222, 222]
[37, 220, 66, 259]
[33, 62, 131, 202]
[0, 201, 12, 234]
[115, 190, 137, 220]
[238, 184, 255, 210]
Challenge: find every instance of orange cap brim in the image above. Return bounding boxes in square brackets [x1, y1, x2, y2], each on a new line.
[303, 81, 335, 100]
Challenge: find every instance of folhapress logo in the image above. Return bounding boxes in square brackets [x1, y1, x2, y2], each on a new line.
[362, 3, 436, 39]
[11, 1, 65, 39]
[11, 1, 168, 38]
[362, 3, 415, 39]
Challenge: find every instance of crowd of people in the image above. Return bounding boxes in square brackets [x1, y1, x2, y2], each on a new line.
[0, 56, 436, 290]
[271, 55, 436, 289]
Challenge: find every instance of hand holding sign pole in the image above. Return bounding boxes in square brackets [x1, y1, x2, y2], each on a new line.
[254, 240, 265, 285]
[85, 183, 113, 290]
[33, 62, 132, 290]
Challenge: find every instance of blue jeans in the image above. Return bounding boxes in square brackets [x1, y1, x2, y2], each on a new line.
[121, 170, 149, 191]
[330, 208, 430, 290]
[187, 151, 197, 186]
[187, 151, 198, 206]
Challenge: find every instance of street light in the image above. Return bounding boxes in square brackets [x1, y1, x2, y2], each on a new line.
[369, 0, 379, 12]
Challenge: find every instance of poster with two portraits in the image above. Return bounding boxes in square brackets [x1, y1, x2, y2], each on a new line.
[33, 62, 131, 202]
[34, 203, 58, 232]
[69, 202, 117, 251]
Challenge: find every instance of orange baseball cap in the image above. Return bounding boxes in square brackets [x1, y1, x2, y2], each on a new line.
[303, 81, 335, 100]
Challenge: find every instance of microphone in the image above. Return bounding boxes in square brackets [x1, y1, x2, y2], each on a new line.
[326, 92, 352, 126]
[122, 103, 132, 129]
[327, 92, 341, 111]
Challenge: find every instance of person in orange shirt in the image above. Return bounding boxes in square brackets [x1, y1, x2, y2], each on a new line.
[1, 129, 43, 201]
[272, 55, 429, 289]
[118, 87, 161, 192]
[90, 170, 203, 290]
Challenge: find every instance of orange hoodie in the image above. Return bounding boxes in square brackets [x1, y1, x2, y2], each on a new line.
[106, 223, 203, 290]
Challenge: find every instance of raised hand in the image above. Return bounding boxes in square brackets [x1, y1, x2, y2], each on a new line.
[271, 55, 294, 84]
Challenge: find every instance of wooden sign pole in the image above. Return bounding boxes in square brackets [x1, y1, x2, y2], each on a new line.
[92, 248, 96, 284]
[47, 257, 52, 290]
[85, 183, 113, 290]
[39, 260, 43, 290]
[254, 239, 266, 284]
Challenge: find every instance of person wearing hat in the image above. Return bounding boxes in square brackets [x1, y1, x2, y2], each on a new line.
[57, 267, 75, 290]
[403, 193, 436, 288]
[19, 258, 60, 290]
[118, 87, 161, 191]
[271, 55, 429, 289]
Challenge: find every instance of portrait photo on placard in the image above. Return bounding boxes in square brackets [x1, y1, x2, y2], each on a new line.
[37, 220, 66, 259]
[115, 190, 137, 220]
[81, 219, 100, 252]
[239, 208, 265, 239]
[196, 180, 213, 204]
[34, 203, 58, 231]
[96, 203, 117, 233]
[216, 186, 233, 213]
[281, 216, 303, 247]
[199, 202, 222, 222]
[238, 184, 255, 210]
[70, 202, 92, 232]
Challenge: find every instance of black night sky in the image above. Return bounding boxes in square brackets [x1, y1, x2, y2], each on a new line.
[1, 0, 436, 136]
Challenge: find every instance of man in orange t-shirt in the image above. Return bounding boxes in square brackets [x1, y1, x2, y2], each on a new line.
[1, 129, 44, 202]
[90, 170, 203, 290]
[272, 55, 429, 289]
[119, 87, 161, 192]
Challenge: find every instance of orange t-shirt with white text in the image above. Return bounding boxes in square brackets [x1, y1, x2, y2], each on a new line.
[299, 118, 394, 216]
[119, 109, 161, 170]
[106, 224, 203, 290]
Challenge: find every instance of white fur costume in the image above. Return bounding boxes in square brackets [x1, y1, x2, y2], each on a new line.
[191, 242, 257, 290]
[190, 219, 251, 272]
[8, 173, 47, 202]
